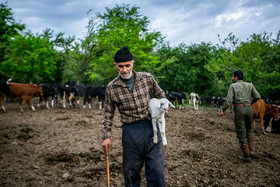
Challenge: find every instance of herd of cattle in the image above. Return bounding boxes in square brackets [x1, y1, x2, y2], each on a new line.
[0, 77, 279, 133]
[0, 80, 106, 112]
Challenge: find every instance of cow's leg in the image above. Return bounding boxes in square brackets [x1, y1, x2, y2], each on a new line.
[260, 115, 266, 135]
[28, 98, 36, 111]
[99, 101, 102, 110]
[51, 97, 55, 108]
[253, 119, 256, 132]
[46, 100, 50, 109]
[83, 96, 87, 109]
[63, 92, 66, 108]
[88, 98, 92, 109]
[160, 115, 167, 146]
[20, 98, 26, 112]
[37, 97, 41, 109]
[151, 118, 158, 144]
[0, 95, 6, 112]
[68, 94, 73, 108]
[265, 118, 273, 133]
[76, 98, 80, 109]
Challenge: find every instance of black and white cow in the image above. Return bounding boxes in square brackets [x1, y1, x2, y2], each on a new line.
[61, 82, 80, 109]
[38, 83, 60, 109]
[83, 86, 106, 110]
[166, 91, 186, 109]
[189, 93, 199, 110]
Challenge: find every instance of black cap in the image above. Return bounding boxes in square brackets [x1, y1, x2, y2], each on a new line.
[114, 47, 133, 62]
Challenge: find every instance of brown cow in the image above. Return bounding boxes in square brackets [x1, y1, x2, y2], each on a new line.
[252, 99, 279, 134]
[6, 82, 43, 112]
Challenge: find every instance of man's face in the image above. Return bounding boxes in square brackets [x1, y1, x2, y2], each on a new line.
[114, 60, 134, 79]
[231, 74, 237, 83]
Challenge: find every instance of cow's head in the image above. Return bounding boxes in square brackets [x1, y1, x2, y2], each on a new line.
[0, 79, 11, 96]
[269, 104, 279, 121]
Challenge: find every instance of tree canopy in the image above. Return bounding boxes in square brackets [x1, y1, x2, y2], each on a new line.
[1, 2, 279, 101]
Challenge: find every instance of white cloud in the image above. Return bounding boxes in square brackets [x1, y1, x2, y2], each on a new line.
[6, 0, 280, 46]
[215, 11, 244, 27]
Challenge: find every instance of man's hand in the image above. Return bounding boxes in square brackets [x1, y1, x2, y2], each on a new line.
[102, 139, 111, 153]
[221, 111, 225, 117]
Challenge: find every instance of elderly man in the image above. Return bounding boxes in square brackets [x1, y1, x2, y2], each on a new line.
[101, 46, 166, 186]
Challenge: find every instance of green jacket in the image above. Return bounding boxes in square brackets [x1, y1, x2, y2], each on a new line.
[222, 80, 261, 112]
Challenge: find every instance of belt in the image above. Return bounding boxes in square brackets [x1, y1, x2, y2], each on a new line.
[234, 104, 251, 106]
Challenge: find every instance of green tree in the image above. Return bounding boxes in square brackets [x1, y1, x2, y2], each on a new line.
[206, 32, 280, 100]
[86, 4, 164, 84]
[0, 32, 58, 83]
[0, 2, 25, 64]
[159, 42, 219, 96]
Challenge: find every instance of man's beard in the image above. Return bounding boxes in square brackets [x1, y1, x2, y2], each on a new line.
[119, 70, 133, 79]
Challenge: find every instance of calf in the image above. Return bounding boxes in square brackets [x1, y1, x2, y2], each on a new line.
[38, 83, 59, 109]
[83, 86, 106, 110]
[61, 83, 80, 109]
[148, 98, 175, 146]
[167, 91, 186, 109]
[252, 99, 279, 134]
[189, 93, 199, 110]
[8, 82, 43, 112]
[200, 95, 212, 106]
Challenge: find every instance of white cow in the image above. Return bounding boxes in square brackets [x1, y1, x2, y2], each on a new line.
[189, 93, 199, 110]
[148, 98, 175, 146]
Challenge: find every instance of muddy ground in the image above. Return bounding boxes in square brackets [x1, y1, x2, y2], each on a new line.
[0, 100, 279, 187]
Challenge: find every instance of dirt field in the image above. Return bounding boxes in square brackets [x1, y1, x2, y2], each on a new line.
[0, 101, 280, 187]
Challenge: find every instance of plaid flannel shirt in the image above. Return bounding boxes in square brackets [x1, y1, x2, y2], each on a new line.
[101, 70, 165, 139]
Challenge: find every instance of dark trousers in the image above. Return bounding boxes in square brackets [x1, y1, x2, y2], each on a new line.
[234, 105, 254, 145]
[122, 120, 165, 187]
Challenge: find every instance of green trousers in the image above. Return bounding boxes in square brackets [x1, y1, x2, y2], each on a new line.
[234, 105, 254, 145]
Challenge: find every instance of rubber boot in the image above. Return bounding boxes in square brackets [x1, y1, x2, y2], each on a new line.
[247, 137, 254, 158]
[239, 144, 251, 162]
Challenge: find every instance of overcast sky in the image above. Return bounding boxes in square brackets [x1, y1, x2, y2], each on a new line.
[5, 0, 280, 46]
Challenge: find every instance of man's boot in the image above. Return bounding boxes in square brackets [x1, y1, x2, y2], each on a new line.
[239, 144, 251, 162]
[247, 137, 254, 158]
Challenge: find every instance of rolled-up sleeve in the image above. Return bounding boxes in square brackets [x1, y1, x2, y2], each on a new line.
[222, 85, 234, 112]
[101, 86, 115, 139]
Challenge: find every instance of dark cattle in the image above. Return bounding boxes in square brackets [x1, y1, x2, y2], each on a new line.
[265, 116, 280, 133]
[61, 82, 80, 109]
[76, 85, 87, 97]
[0, 78, 11, 112]
[200, 96, 212, 106]
[166, 91, 186, 109]
[38, 83, 59, 109]
[217, 97, 226, 111]
[252, 99, 279, 134]
[83, 86, 106, 110]
[2, 82, 44, 112]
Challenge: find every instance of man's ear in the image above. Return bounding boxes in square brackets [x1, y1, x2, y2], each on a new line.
[114, 62, 117, 67]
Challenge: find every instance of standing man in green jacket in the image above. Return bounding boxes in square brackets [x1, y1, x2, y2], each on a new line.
[221, 70, 260, 162]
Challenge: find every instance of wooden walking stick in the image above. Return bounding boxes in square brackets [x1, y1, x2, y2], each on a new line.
[106, 148, 110, 187]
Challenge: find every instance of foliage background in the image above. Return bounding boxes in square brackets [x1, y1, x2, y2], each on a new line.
[0, 2, 279, 100]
